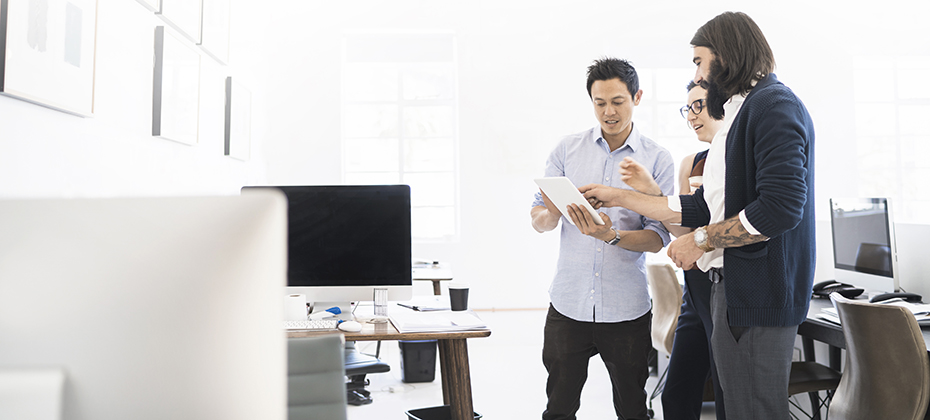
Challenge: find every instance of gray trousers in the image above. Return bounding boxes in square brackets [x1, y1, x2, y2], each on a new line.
[710, 276, 797, 420]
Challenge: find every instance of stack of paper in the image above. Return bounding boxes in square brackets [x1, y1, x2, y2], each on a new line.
[820, 301, 930, 326]
[390, 307, 487, 333]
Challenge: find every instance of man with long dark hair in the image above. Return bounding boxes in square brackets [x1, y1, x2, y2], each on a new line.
[576, 12, 815, 419]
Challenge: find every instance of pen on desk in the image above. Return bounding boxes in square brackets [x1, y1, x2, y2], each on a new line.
[397, 303, 421, 311]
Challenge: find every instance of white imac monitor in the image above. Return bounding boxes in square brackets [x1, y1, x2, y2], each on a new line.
[243, 185, 413, 312]
[0, 193, 287, 420]
[830, 197, 900, 293]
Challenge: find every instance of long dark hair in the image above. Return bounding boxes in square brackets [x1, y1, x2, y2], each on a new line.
[691, 12, 775, 100]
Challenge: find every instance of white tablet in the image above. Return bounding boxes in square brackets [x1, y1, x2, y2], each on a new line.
[534, 177, 605, 225]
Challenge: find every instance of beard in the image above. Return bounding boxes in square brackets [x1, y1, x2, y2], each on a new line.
[703, 58, 729, 121]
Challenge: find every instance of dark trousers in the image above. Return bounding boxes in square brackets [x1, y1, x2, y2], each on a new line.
[542, 304, 652, 420]
[710, 275, 797, 420]
[661, 270, 726, 420]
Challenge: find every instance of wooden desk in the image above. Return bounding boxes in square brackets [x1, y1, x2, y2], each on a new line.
[288, 317, 491, 420]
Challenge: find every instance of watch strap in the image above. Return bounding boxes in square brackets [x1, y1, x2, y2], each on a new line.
[604, 229, 621, 245]
[695, 226, 715, 252]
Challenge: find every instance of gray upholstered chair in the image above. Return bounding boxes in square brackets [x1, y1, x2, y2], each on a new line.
[647, 263, 682, 357]
[828, 293, 930, 420]
[645, 263, 683, 417]
[288, 334, 348, 420]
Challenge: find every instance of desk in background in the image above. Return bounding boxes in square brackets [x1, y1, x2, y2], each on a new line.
[801, 298, 930, 369]
[413, 262, 453, 296]
[289, 315, 490, 420]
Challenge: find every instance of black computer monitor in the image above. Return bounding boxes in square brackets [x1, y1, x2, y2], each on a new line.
[243, 185, 413, 310]
[830, 197, 900, 292]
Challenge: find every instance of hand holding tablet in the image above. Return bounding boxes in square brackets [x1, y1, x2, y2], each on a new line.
[534, 177, 606, 226]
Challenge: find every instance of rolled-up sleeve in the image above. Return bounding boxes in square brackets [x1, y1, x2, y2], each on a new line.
[642, 149, 676, 246]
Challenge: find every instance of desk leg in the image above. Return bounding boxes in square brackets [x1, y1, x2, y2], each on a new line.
[432, 280, 442, 296]
[438, 338, 474, 420]
[829, 345, 841, 371]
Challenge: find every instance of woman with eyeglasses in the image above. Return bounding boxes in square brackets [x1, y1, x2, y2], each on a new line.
[617, 81, 727, 420]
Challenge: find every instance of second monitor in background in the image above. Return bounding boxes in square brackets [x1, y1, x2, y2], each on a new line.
[243, 185, 413, 312]
[830, 197, 900, 294]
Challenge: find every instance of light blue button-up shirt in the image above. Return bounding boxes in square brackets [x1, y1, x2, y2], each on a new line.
[532, 125, 675, 323]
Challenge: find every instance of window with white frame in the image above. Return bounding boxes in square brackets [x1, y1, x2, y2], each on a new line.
[341, 33, 458, 240]
[854, 56, 930, 223]
[636, 68, 705, 196]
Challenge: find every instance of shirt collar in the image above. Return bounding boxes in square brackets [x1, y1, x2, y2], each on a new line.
[723, 94, 746, 124]
[593, 124, 641, 153]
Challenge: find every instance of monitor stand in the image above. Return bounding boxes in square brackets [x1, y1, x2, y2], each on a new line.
[311, 301, 390, 323]
[310, 302, 353, 320]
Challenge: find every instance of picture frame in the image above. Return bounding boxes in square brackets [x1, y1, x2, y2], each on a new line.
[199, 0, 230, 64]
[0, 0, 97, 116]
[157, 0, 202, 44]
[152, 26, 201, 145]
[224, 76, 251, 161]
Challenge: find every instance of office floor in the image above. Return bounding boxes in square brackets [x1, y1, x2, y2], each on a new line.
[347, 309, 717, 419]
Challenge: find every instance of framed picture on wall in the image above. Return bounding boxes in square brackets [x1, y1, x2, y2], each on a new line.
[0, 0, 97, 116]
[157, 0, 202, 43]
[135, 0, 159, 13]
[153, 26, 201, 145]
[224, 76, 251, 161]
[199, 0, 230, 64]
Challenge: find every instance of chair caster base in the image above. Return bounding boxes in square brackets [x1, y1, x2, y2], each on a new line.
[347, 390, 373, 406]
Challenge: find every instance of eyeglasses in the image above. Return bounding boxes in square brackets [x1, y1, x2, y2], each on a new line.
[679, 99, 705, 119]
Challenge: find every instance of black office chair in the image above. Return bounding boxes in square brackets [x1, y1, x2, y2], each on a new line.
[854, 242, 892, 275]
[344, 341, 391, 406]
[787, 360, 842, 420]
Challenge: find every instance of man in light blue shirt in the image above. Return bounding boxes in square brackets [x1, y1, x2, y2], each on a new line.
[530, 57, 675, 420]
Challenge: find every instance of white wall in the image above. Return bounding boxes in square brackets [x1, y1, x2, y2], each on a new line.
[2, 0, 928, 309]
[0, 0, 269, 199]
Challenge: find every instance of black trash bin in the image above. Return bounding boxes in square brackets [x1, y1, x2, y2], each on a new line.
[398, 339, 437, 383]
[405, 405, 482, 420]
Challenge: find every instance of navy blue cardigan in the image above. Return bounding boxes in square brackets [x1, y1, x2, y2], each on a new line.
[680, 74, 816, 327]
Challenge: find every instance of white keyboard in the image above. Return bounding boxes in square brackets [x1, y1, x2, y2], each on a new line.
[283, 319, 339, 330]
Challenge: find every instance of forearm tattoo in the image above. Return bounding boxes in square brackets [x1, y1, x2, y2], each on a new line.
[707, 215, 769, 249]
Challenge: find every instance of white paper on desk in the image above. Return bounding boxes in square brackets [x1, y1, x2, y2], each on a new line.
[390, 307, 487, 333]
[822, 306, 930, 326]
[878, 300, 930, 316]
[397, 295, 451, 311]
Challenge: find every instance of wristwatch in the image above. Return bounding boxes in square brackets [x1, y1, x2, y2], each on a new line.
[604, 229, 621, 246]
[694, 226, 714, 252]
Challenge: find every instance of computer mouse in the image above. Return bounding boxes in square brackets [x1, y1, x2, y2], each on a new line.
[338, 320, 362, 333]
[869, 292, 923, 304]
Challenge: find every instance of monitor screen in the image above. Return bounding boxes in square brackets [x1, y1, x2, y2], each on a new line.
[243, 185, 413, 307]
[830, 197, 899, 292]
